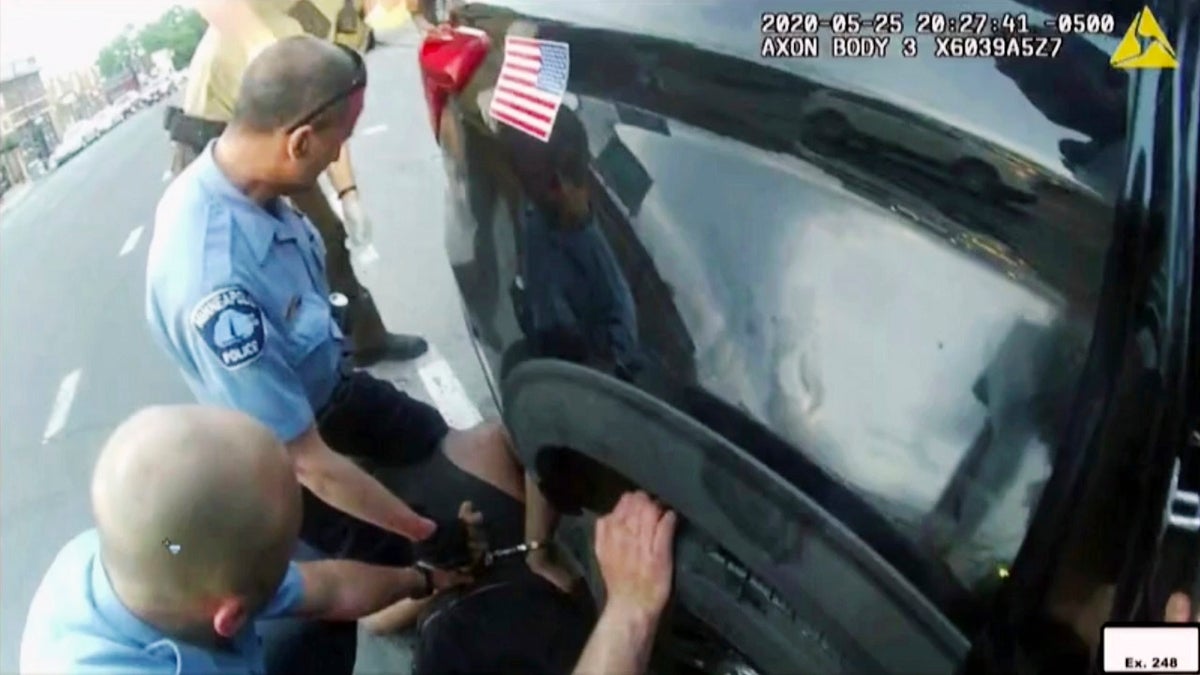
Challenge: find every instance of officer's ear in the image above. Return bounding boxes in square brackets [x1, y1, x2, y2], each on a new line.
[285, 126, 315, 161]
[212, 597, 250, 638]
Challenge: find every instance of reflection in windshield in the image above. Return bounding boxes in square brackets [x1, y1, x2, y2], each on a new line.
[465, 0, 1131, 624]
[536, 13, 1125, 611]
[501, 109, 646, 381]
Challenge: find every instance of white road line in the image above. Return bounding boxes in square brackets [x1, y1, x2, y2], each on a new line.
[418, 349, 483, 430]
[42, 369, 82, 443]
[118, 226, 145, 257]
[361, 124, 387, 136]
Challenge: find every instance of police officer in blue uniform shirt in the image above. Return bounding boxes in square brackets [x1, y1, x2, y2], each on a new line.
[145, 36, 577, 603]
[20, 405, 465, 675]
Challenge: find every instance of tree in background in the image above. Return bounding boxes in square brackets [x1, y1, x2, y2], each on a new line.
[137, 5, 208, 70]
[96, 27, 142, 80]
[96, 5, 207, 78]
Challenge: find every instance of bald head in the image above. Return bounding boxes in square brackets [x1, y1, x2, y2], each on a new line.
[92, 405, 301, 609]
[232, 34, 361, 133]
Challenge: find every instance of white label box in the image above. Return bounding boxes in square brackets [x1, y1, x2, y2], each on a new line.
[1103, 625, 1200, 673]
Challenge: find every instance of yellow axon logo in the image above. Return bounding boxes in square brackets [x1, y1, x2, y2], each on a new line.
[1110, 6, 1178, 69]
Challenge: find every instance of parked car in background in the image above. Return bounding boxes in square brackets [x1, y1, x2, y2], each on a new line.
[91, 107, 122, 134]
[49, 121, 99, 169]
[136, 79, 172, 108]
[797, 89, 1043, 199]
[116, 91, 146, 118]
[417, 0, 1199, 673]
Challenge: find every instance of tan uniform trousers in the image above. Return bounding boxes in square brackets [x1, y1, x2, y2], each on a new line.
[172, 142, 389, 351]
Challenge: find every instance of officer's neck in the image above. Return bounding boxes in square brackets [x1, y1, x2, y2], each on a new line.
[212, 132, 284, 205]
[106, 561, 226, 650]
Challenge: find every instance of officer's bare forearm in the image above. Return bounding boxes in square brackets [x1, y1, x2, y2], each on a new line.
[407, 0, 437, 32]
[573, 603, 660, 675]
[298, 560, 427, 622]
[301, 450, 424, 537]
[193, 0, 273, 46]
[287, 427, 425, 539]
[326, 147, 357, 195]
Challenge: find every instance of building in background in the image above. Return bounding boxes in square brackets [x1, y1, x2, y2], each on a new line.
[102, 71, 140, 104]
[45, 66, 106, 136]
[0, 57, 59, 185]
[1, 136, 26, 197]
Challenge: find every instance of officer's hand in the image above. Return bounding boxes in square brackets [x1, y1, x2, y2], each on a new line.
[414, 505, 478, 568]
[428, 564, 473, 592]
[594, 491, 677, 620]
[341, 191, 374, 247]
[402, 514, 438, 542]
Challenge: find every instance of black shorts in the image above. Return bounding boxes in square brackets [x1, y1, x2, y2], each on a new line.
[301, 371, 450, 565]
[413, 564, 596, 675]
[318, 370, 450, 467]
[300, 371, 525, 566]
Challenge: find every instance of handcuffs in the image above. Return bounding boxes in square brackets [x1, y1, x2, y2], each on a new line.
[411, 502, 545, 597]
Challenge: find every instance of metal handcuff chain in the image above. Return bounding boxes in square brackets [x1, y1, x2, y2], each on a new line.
[414, 501, 545, 577]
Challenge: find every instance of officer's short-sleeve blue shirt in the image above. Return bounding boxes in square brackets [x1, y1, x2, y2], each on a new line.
[19, 530, 305, 674]
[146, 141, 345, 442]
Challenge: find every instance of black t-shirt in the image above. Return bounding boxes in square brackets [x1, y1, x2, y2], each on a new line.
[413, 565, 596, 675]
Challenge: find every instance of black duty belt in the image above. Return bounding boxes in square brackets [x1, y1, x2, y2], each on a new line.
[165, 106, 227, 152]
[316, 360, 358, 423]
[309, 294, 357, 421]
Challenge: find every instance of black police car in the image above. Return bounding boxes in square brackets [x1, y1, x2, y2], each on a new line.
[415, 0, 1199, 672]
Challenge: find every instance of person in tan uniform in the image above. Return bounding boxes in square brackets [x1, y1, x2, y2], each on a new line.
[167, 0, 426, 365]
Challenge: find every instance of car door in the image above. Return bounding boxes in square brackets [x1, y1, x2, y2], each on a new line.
[418, 0, 1199, 671]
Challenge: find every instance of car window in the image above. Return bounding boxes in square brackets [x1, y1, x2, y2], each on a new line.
[496, 0, 1128, 610]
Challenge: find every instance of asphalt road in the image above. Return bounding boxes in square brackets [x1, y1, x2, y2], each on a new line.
[0, 28, 491, 673]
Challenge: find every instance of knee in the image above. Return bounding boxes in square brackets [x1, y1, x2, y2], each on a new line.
[478, 422, 525, 469]
[441, 423, 526, 499]
[477, 421, 514, 454]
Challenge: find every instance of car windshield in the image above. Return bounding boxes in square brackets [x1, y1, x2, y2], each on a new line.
[505, 0, 1128, 608]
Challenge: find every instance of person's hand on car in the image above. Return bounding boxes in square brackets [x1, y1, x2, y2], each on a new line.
[1165, 592, 1198, 622]
[572, 492, 677, 675]
[594, 491, 677, 620]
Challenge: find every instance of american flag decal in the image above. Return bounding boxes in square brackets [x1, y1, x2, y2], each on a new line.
[489, 36, 571, 142]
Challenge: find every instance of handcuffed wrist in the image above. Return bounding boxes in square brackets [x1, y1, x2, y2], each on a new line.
[411, 564, 435, 599]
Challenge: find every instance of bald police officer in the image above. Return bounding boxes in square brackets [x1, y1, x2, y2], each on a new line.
[167, 0, 422, 366]
[20, 405, 466, 675]
[147, 36, 576, 601]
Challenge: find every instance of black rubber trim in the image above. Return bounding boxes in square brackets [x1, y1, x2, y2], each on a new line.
[503, 359, 969, 674]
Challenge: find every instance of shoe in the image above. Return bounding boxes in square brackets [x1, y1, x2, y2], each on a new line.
[354, 333, 429, 366]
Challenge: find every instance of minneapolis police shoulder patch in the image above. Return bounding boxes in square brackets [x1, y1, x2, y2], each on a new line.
[191, 286, 266, 370]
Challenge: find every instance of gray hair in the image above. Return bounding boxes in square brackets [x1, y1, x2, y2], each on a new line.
[231, 35, 358, 132]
